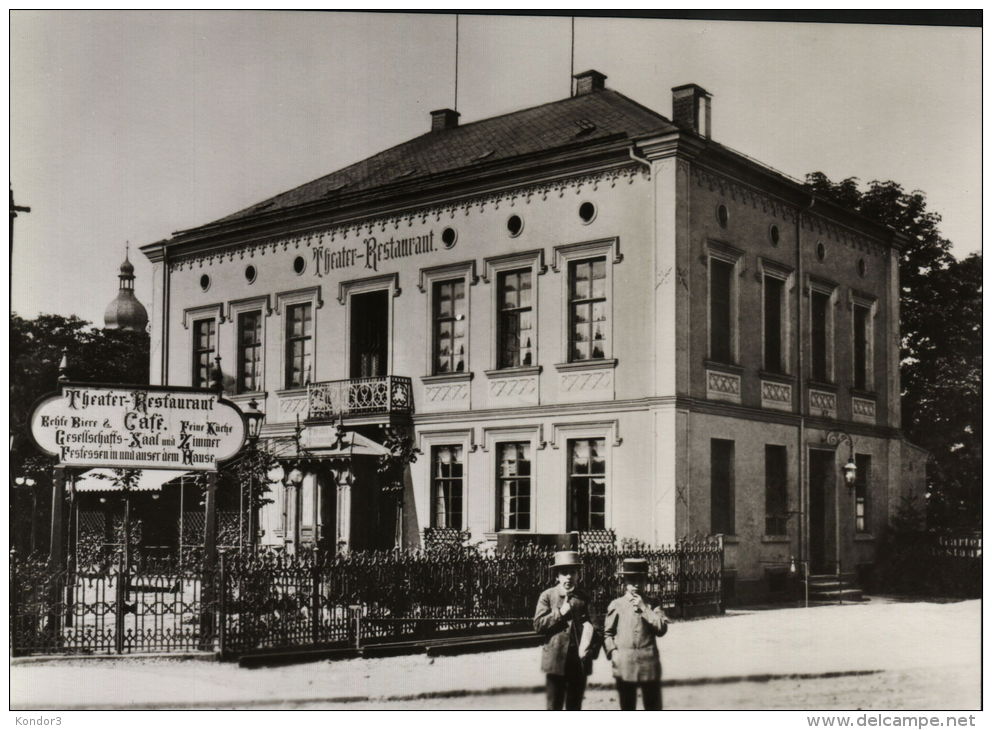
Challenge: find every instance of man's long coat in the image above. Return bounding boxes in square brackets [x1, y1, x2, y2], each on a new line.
[603, 593, 668, 682]
[533, 586, 594, 676]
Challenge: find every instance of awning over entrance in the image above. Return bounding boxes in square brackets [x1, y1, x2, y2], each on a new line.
[302, 427, 392, 458]
[70, 469, 193, 493]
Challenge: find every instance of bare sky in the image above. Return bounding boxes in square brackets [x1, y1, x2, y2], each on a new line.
[10, 11, 981, 326]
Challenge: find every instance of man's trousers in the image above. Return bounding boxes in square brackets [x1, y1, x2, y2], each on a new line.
[614, 679, 662, 710]
[545, 656, 587, 710]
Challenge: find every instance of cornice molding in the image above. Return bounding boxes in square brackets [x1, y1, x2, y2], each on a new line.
[417, 427, 478, 453]
[690, 164, 886, 258]
[480, 248, 548, 284]
[409, 394, 901, 440]
[225, 294, 272, 321]
[182, 302, 225, 329]
[417, 260, 479, 293]
[692, 164, 799, 225]
[337, 273, 400, 305]
[165, 164, 647, 272]
[548, 419, 622, 449]
[799, 211, 886, 258]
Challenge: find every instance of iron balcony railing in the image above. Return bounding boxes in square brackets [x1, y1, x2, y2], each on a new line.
[307, 375, 413, 420]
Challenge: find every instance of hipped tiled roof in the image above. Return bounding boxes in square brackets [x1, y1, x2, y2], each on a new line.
[209, 89, 677, 227]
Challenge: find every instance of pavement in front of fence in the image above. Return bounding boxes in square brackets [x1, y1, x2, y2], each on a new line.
[10, 598, 980, 710]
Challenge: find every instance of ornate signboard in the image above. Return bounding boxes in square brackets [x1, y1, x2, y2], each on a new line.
[29, 384, 246, 471]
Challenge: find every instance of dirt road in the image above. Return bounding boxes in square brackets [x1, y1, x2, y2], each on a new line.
[11, 598, 980, 710]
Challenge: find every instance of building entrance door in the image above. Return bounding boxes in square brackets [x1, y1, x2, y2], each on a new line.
[350, 291, 389, 378]
[808, 449, 835, 573]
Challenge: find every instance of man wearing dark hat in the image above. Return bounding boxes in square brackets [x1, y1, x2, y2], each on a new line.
[603, 557, 670, 710]
[533, 550, 595, 710]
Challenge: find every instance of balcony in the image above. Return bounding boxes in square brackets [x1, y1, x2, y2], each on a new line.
[307, 376, 413, 422]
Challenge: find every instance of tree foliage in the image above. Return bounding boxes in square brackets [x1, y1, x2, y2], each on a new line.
[804, 174, 982, 528]
[10, 312, 150, 434]
[9, 313, 150, 552]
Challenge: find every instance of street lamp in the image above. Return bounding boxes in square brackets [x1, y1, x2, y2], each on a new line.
[15, 476, 38, 554]
[824, 431, 857, 581]
[243, 398, 265, 550]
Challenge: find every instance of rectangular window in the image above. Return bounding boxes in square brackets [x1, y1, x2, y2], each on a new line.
[764, 445, 788, 535]
[568, 257, 608, 361]
[237, 311, 262, 393]
[285, 303, 312, 389]
[431, 445, 464, 529]
[764, 275, 784, 373]
[192, 319, 216, 388]
[710, 438, 735, 535]
[855, 453, 871, 533]
[497, 269, 534, 368]
[567, 438, 606, 531]
[710, 258, 734, 364]
[811, 290, 830, 382]
[853, 304, 870, 390]
[497, 443, 531, 530]
[433, 279, 467, 374]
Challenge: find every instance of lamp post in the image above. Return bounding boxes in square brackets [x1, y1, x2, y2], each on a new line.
[14, 476, 38, 554]
[242, 398, 265, 550]
[823, 431, 858, 581]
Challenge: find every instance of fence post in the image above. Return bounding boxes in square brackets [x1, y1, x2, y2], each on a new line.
[311, 560, 321, 645]
[199, 472, 218, 652]
[217, 551, 227, 659]
[114, 551, 126, 654]
[349, 604, 363, 650]
[717, 534, 725, 615]
[10, 551, 20, 655]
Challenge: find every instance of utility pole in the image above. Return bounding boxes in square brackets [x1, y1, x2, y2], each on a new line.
[10, 184, 31, 270]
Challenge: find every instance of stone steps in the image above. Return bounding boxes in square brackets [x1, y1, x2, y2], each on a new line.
[805, 574, 868, 603]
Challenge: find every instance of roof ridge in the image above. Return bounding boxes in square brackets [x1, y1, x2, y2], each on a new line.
[180, 88, 678, 234]
[437, 88, 610, 133]
[220, 91, 597, 222]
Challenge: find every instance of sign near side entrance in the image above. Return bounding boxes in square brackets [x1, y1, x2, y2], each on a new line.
[29, 384, 246, 471]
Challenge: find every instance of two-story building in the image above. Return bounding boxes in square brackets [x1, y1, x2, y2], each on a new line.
[140, 70, 926, 601]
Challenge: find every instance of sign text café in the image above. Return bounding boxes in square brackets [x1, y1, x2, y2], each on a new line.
[30, 384, 246, 471]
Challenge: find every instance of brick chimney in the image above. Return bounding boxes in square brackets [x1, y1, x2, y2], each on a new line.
[573, 69, 607, 96]
[430, 108, 460, 132]
[671, 84, 712, 139]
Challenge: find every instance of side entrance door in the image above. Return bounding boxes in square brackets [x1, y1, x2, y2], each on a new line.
[808, 449, 836, 574]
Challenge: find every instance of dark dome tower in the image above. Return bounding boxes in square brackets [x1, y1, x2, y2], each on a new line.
[104, 247, 149, 332]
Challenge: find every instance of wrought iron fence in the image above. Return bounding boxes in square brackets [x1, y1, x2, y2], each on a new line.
[11, 552, 210, 656]
[307, 375, 413, 419]
[215, 541, 723, 656]
[11, 539, 722, 658]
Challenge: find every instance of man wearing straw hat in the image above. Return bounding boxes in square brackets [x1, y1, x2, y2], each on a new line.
[603, 557, 670, 710]
[533, 550, 596, 710]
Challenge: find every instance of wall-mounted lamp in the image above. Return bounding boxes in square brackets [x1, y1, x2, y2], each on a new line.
[244, 398, 265, 443]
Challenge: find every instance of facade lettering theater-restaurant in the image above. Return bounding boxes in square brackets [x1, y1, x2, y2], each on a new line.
[141, 70, 926, 603]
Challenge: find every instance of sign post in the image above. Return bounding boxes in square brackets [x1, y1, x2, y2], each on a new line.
[46, 465, 68, 642]
[200, 471, 219, 650]
[49, 466, 67, 569]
